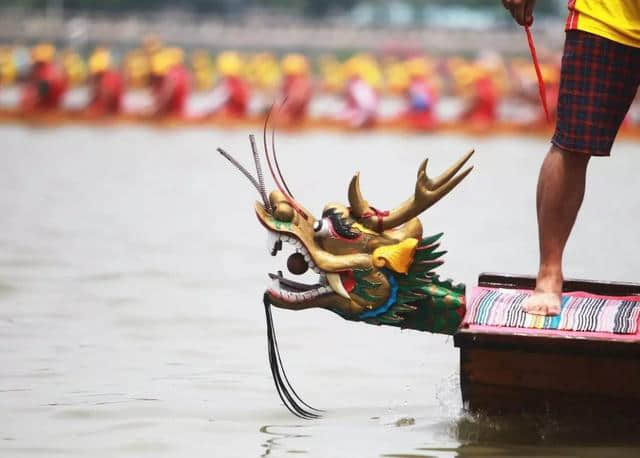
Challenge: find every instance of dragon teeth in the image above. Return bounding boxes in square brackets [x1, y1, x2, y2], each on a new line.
[308, 260, 320, 274]
[326, 273, 350, 299]
[267, 231, 279, 255]
[267, 283, 333, 303]
[266, 232, 328, 295]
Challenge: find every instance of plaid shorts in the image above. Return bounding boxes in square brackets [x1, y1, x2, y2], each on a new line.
[553, 30, 640, 156]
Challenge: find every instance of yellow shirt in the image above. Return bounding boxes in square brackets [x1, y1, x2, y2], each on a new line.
[566, 0, 640, 48]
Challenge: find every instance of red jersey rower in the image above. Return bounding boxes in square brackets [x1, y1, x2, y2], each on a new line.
[459, 63, 499, 125]
[403, 56, 439, 130]
[86, 48, 124, 116]
[340, 55, 380, 128]
[278, 53, 313, 124]
[210, 51, 250, 118]
[150, 48, 190, 117]
[20, 43, 67, 112]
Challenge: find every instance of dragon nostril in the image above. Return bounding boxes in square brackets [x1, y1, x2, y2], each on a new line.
[287, 253, 308, 275]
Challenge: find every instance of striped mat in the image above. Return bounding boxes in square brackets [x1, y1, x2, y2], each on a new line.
[466, 287, 640, 334]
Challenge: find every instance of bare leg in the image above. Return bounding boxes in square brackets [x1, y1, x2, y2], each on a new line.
[523, 145, 590, 315]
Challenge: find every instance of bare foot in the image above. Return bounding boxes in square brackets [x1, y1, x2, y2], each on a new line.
[522, 269, 563, 316]
[522, 291, 561, 316]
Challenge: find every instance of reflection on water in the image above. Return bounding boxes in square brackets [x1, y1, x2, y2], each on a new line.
[1, 125, 640, 457]
[260, 425, 310, 456]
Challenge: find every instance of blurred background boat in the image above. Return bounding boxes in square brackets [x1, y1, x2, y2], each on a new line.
[1, 0, 638, 131]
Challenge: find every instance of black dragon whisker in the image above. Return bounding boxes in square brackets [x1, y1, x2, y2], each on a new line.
[264, 296, 321, 419]
[268, 305, 323, 414]
[264, 294, 321, 419]
[249, 134, 271, 213]
[265, 315, 318, 419]
[266, 319, 320, 418]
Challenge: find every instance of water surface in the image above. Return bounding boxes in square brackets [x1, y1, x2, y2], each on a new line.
[1, 125, 639, 457]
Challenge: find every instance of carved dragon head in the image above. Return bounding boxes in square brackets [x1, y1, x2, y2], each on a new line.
[255, 153, 473, 329]
[219, 119, 473, 418]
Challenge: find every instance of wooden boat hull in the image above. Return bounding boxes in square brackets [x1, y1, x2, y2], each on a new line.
[455, 273, 640, 417]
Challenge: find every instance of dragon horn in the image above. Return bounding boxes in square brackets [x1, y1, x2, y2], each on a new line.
[350, 151, 474, 232]
[428, 149, 474, 189]
[348, 172, 371, 218]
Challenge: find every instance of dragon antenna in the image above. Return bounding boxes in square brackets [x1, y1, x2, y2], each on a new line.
[262, 105, 307, 218]
[217, 148, 268, 208]
[249, 134, 271, 213]
[262, 105, 285, 194]
[272, 97, 295, 198]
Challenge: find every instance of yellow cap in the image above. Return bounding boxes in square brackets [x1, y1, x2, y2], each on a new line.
[165, 47, 184, 66]
[344, 56, 362, 78]
[362, 60, 382, 88]
[150, 49, 172, 76]
[454, 66, 475, 87]
[406, 57, 428, 77]
[362, 67, 381, 88]
[386, 62, 409, 92]
[89, 49, 111, 74]
[217, 51, 242, 76]
[282, 53, 308, 76]
[344, 54, 381, 88]
[31, 43, 55, 63]
[248, 53, 280, 88]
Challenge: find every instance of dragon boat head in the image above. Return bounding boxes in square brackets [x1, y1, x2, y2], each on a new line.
[248, 140, 473, 332]
[258, 188, 450, 319]
[219, 129, 473, 418]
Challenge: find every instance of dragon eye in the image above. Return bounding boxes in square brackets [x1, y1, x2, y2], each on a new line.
[313, 220, 323, 232]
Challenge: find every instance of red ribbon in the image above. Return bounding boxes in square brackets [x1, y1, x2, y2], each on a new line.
[362, 207, 390, 233]
[525, 25, 550, 123]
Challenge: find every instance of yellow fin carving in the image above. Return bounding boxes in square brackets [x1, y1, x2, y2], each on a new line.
[372, 238, 418, 274]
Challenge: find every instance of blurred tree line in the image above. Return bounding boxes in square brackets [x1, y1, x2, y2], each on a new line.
[1, 0, 561, 17]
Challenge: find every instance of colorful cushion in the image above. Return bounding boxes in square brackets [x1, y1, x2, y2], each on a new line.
[465, 287, 640, 335]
